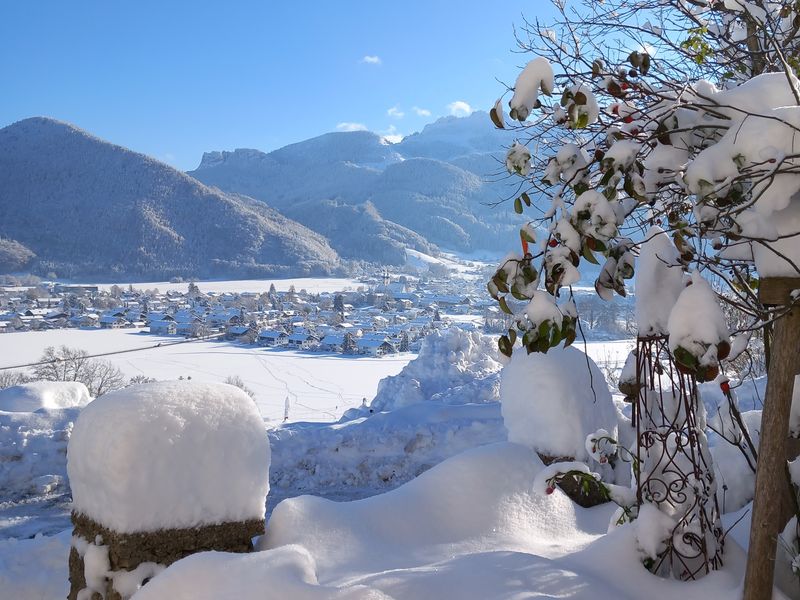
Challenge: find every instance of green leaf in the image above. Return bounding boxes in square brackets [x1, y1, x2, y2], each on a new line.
[550, 324, 562, 347]
[563, 322, 577, 347]
[508, 328, 517, 346]
[573, 182, 589, 196]
[520, 228, 536, 244]
[514, 197, 523, 214]
[641, 54, 651, 76]
[522, 329, 537, 348]
[498, 335, 513, 357]
[498, 296, 512, 314]
[538, 320, 551, 342]
[673, 346, 698, 370]
[521, 192, 531, 206]
[492, 274, 509, 294]
[521, 264, 538, 284]
[510, 283, 527, 301]
[582, 240, 600, 265]
[489, 107, 504, 129]
[574, 91, 587, 106]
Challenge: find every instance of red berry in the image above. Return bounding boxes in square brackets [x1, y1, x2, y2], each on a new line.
[548, 239, 558, 248]
[545, 486, 555, 495]
[623, 116, 633, 124]
[621, 82, 629, 90]
[720, 381, 730, 394]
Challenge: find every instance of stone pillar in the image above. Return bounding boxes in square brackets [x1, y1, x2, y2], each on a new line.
[66, 381, 270, 599]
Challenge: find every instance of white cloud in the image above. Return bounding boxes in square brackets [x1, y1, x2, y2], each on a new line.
[412, 106, 431, 117]
[380, 124, 403, 144]
[447, 100, 473, 117]
[387, 106, 405, 119]
[336, 122, 368, 132]
[361, 55, 382, 65]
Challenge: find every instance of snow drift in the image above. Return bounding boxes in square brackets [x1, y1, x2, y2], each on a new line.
[369, 328, 502, 412]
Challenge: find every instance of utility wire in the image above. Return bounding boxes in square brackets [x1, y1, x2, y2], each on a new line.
[0, 332, 227, 371]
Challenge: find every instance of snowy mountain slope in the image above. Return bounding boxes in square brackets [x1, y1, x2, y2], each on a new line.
[396, 110, 512, 162]
[280, 200, 437, 265]
[0, 117, 339, 279]
[190, 112, 526, 254]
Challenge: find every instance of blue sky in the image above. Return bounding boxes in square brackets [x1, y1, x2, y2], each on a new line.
[0, 1, 556, 170]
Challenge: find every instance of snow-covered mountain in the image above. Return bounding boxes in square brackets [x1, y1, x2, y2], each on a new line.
[0, 118, 339, 279]
[190, 112, 525, 254]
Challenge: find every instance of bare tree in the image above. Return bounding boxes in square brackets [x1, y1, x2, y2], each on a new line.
[224, 375, 256, 399]
[31, 345, 125, 397]
[0, 369, 31, 389]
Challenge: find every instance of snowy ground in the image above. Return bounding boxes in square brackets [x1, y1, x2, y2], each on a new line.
[0, 328, 414, 423]
[0, 323, 646, 598]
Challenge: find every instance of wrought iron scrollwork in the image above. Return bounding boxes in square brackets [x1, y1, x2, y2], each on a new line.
[635, 335, 724, 580]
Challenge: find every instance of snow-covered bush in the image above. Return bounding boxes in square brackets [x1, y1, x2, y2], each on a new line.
[369, 327, 502, 412]
[500, 346, 618, 462]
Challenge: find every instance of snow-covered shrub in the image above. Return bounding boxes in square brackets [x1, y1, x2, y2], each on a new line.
[67, 381, 270, 533]
[668, 272, 731, 383]
[500, 346, 618, 461]
[369, 327, 502, 412]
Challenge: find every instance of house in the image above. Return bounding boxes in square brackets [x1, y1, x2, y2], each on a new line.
[319, 333, 346, 353]
[149, 320, 177, 335]
[286, 332, 319, 350]
[99, 314, 126, 329]
[356, 338, 396, 357]
[176, 319, 206, 337]
[225, 325, 251, 341]
[258, 330, 288, 347]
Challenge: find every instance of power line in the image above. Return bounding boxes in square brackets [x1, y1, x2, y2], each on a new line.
[0, 332, 226, 372]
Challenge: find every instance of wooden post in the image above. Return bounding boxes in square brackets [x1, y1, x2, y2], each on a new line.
[743, 278, 800, 600]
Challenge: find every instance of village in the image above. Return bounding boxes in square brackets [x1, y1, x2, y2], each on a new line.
[0, 271, 494, 357]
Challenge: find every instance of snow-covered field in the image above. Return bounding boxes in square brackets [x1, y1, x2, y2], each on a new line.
[0, 329, 414, 423]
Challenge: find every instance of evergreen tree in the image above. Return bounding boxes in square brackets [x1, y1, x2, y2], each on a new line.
[333, 294, 345, 313]
[342, 332, 358, 354]
[399, 332, 410, 352]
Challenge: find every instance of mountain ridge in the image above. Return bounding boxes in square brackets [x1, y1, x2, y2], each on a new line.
[0, 117, 340, 279]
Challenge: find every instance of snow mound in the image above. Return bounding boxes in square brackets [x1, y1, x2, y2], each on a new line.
[138, 442, 748, 600]
[0, 381, 91, 412]
[132, 544, 391, 600]
[635, 225, 683, 337]
[270, 402, 504, 497]
[0, 530, 71, 599]
[67, 381, 270, 533]
[369, 328, 502, 412]
[500, 346, 618, 460]
[0, 407, 79, 502]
